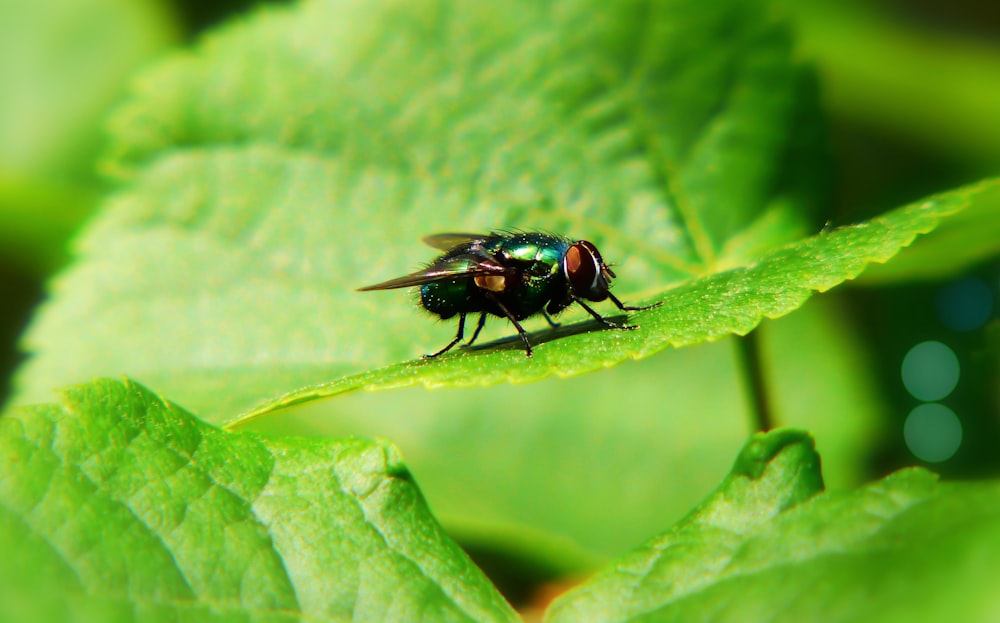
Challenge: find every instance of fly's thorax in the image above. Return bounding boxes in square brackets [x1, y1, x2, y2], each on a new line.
[487, 253, 562, 320]
[500, 236, 567, 281]
[472, 234, 565, 319]
[496, 234, 569, 268]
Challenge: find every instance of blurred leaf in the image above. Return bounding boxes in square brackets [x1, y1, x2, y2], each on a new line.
[0, 174, 98, 276]
[777, 0, 1000, 162]
[248, 293, 885, 560]
[16, 0, 825, 418]
[0, 378, 518, 623]
[546, 429, 1000, 623]
[0, 0, 178, 275]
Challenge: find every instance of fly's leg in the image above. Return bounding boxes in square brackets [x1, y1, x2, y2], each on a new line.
[424, 312, 466, 358]
[542, 310, 561, 329]
[607, 292, 662, 312]
[463, 312, 488, 347]
[485, 293, 533, 357]
[574, 297, 635, 330]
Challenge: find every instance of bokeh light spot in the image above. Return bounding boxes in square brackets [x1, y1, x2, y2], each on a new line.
[935, 277, 993, 331]
[904, 403, 962, 463]
[901, 341, 959, 401]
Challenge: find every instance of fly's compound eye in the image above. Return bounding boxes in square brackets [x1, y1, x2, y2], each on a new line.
[564, 240, 610, 301]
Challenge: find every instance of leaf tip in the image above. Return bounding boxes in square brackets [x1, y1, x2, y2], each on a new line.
[731, 428, 825, 506]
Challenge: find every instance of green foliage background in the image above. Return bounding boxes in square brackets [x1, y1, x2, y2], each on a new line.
[2, 0, 1000, 621]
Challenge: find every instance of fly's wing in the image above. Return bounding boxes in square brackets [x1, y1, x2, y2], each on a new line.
[422, 233, 489, 251]
[357, 253, 504, 291]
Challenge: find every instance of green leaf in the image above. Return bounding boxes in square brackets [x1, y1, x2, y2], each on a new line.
[545, 429, 1000, 623]
[14, 0, 821, 418]
[241, 179, 997, 423]
[13, 0, 1000, 424]
[246, 294, 885, 560]
[0, 0, 177, 274]
[0, 378, 518, 623]
[857, 180, 1000, 283]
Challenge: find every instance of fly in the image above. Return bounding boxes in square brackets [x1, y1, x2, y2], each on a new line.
[358, 232, 661, 358]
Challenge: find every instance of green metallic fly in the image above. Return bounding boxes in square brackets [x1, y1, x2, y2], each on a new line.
[358, 232, 661, 358]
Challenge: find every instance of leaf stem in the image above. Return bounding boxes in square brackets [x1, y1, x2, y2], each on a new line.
[734, 330, 775, 432]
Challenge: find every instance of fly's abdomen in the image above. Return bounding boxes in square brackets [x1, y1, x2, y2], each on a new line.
[420, 279, 472, 319]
